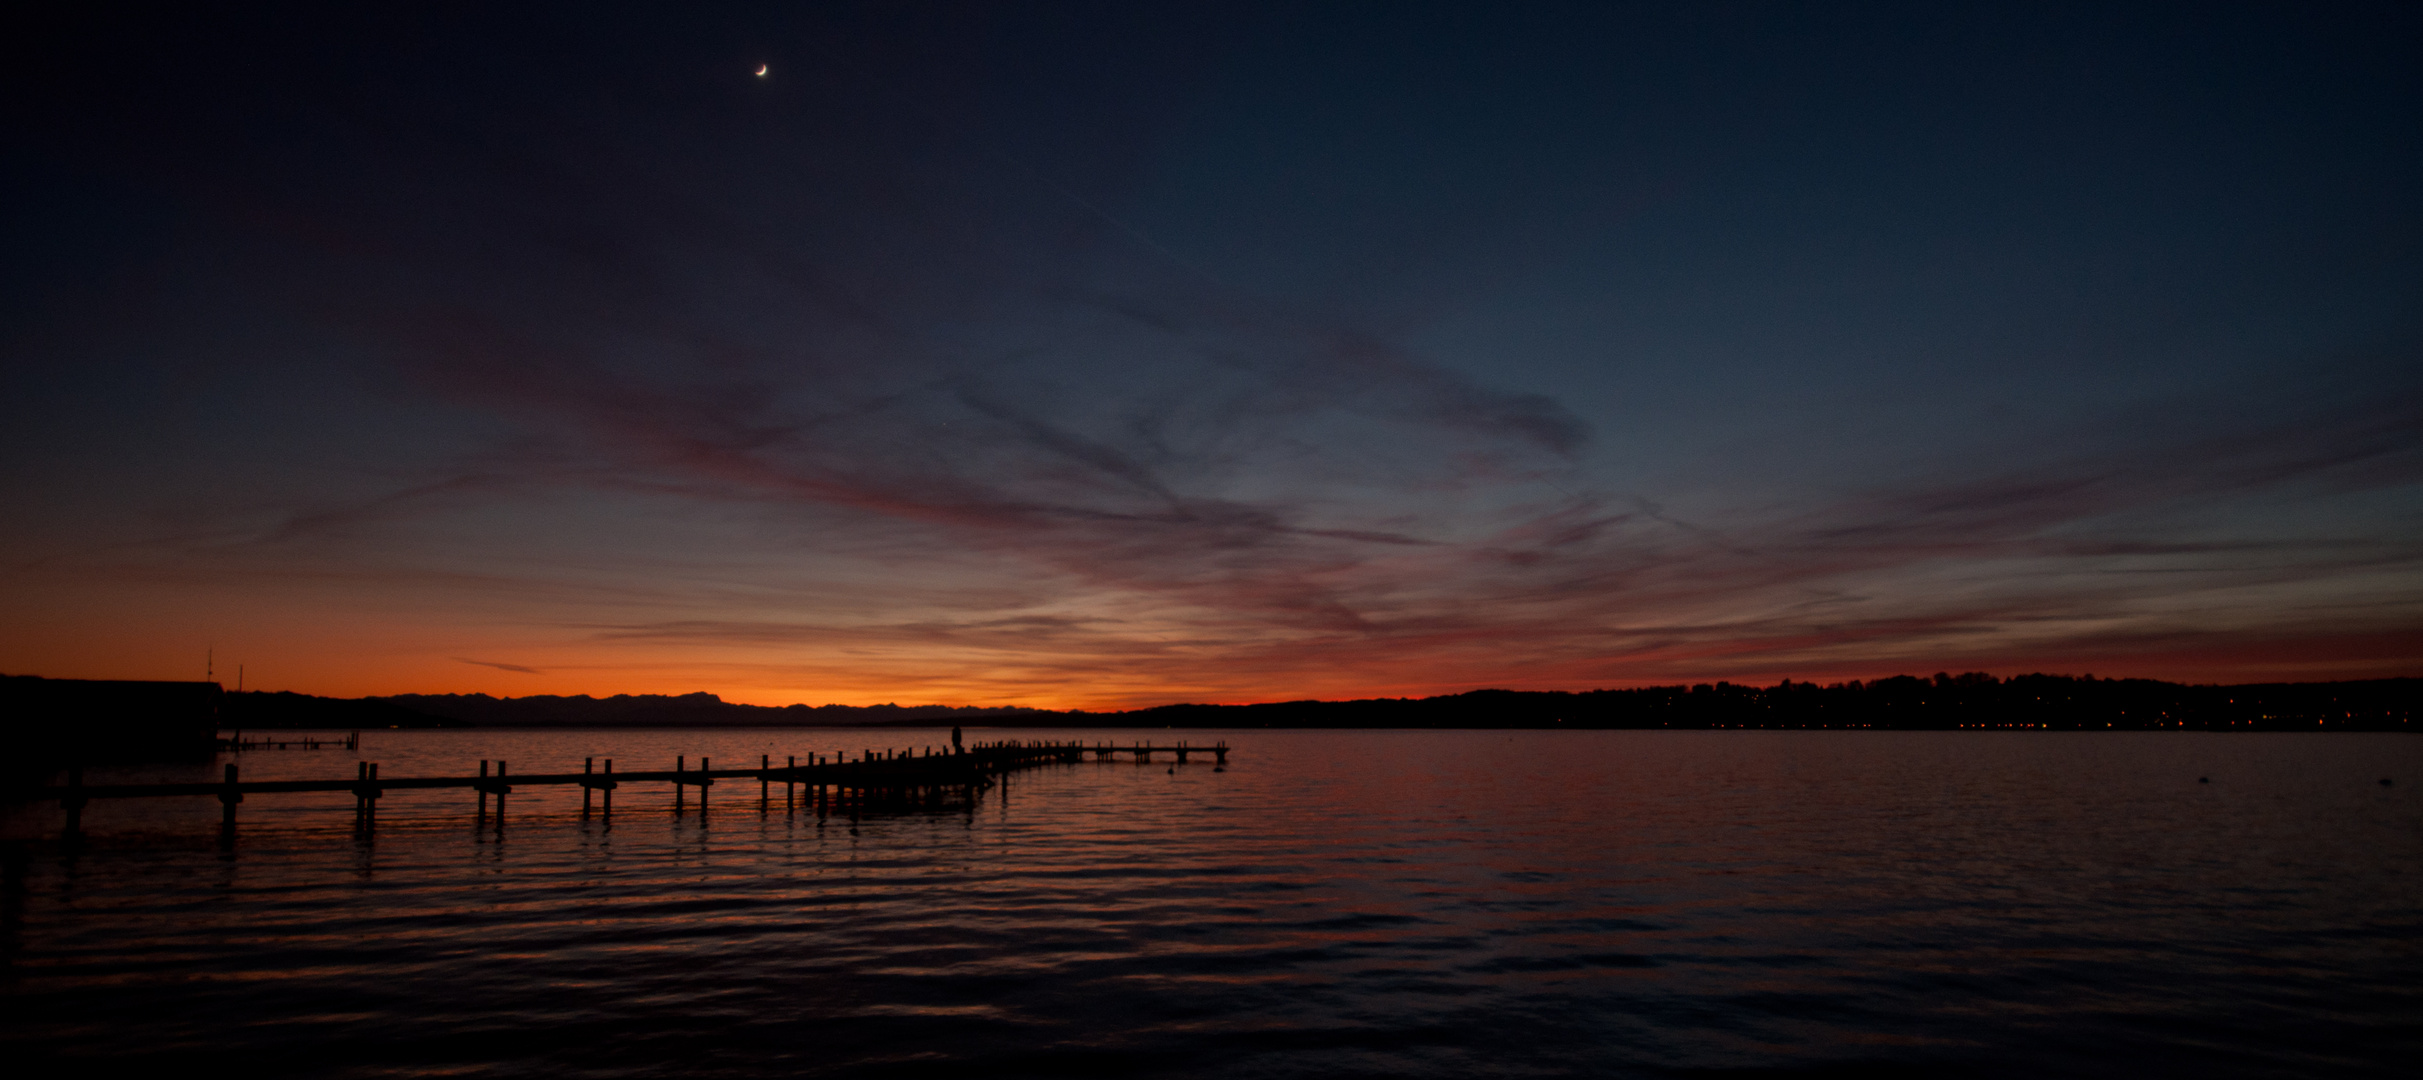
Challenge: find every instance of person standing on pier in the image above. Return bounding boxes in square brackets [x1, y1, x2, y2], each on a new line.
[951, 726, 962, 753]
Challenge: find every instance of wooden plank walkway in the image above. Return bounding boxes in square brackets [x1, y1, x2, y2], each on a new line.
[9, 739, 1231, 840]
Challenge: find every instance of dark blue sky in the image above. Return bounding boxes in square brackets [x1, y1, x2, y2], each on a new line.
[5, 2, 2419, 705]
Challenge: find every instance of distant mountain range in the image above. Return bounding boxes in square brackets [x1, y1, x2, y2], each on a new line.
[206, 674, 2420, 732]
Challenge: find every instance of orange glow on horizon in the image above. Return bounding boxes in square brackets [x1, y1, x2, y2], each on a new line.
[9, 611, 2416, 711]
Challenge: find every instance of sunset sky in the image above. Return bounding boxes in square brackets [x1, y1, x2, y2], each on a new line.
[5, 3, 2420, 708]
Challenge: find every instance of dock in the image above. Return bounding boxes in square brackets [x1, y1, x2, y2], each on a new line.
[9, 739, 1231, 841]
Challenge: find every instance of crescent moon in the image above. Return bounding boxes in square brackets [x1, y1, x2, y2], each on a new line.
[755, 64, 768, 77]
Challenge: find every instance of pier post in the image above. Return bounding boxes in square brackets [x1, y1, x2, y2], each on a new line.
[219, 763, 241, 831]
[477, 760, 489, 823]
[604, 759, 614, 816]
[701, 757, 710, 814]
[761, 754, 769, 812]
[62, 764, 85, 842]
[675, 756, 685, 816]
[583, 758, 593, 814]
[353, 762, 382, 834]
[786, 756, 795, 813]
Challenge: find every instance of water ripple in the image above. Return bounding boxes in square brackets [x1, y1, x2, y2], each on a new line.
[3, 730, 2418, 1077]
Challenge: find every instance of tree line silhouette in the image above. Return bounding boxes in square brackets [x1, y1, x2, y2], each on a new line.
[1103, 673, 2416, 731]
[193, 673, 2419, 732]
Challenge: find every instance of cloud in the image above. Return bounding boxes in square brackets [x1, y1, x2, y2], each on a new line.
[455, 657, 544, 675]
[360, 221, 1598, 641]
[238, 263, 2423, 700]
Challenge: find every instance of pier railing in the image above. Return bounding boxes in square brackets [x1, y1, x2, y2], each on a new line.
[218, 731, 361, 752]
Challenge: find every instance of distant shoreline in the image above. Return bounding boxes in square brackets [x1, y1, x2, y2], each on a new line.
[196, 674, 2416, 733]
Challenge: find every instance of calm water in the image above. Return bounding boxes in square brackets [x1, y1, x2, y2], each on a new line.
[3, 729, 2417, 1078]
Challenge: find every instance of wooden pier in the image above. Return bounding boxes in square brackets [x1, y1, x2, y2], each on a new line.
[1085, 740, 1229, 763]
[10, 739, 1230, 841]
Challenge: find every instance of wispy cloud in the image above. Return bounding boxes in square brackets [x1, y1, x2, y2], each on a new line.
[122, 215, 2422, 702]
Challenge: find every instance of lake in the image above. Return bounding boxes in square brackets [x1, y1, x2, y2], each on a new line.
[3, 728, 2417, 1077]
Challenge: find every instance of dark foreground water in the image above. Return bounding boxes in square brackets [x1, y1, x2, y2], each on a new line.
[2, 729, 2417, 1078]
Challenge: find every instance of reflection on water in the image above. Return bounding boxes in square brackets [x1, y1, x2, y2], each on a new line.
[2, 729, 2418, 1077]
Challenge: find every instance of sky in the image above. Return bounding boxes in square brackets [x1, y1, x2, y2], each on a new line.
[4, 2, 2420, 708]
